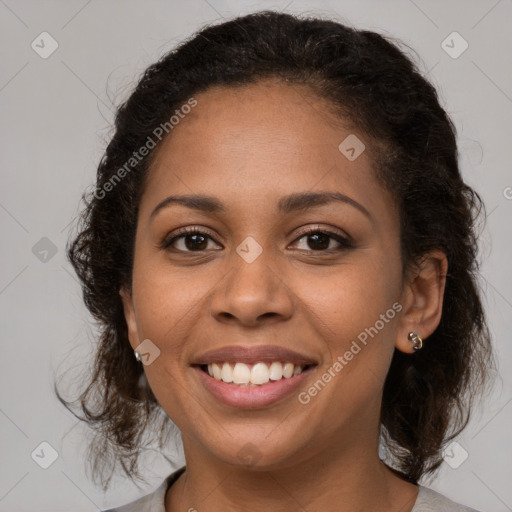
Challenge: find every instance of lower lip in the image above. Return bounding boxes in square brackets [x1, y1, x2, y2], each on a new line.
[194, 366, 315, 409]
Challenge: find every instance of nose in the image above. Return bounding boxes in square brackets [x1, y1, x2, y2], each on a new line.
[209, 247, 294, 327]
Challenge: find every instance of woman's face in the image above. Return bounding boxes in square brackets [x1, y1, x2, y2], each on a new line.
[122, 80, 422, 469]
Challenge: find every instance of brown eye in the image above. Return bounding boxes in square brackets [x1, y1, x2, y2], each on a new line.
[305, 232, 330, 250]
[291, 229, 354, 252]
[161, 228, 221, 252]
[180, 233, 209, 251]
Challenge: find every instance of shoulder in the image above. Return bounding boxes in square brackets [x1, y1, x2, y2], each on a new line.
[101, 466, 186, 512]
[412, 485, 481, 512]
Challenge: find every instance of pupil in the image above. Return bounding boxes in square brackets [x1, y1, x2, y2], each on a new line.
[308, 233, 329, 250]
[186, 234, 207, 250]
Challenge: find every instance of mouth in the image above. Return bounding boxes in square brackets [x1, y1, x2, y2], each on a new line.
[191, 345, 318, 408]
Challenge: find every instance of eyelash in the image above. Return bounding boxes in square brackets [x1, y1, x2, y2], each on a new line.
[160, 225, 354, 253]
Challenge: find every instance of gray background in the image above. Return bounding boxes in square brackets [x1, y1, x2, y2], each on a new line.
[1, 0, 511, 510]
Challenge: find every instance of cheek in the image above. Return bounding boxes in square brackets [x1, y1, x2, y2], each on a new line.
[301, 259, 400, 340]
[130, 252, 210, 340]
[296, 257, 401, 405]
[130, 262, 211, 425]
[129, 253, 221, 409]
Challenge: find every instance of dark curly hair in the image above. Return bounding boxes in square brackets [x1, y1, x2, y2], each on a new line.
[55, 10, 495, 490]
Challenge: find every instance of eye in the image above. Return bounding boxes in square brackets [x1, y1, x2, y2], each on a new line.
[291, 228, 354, 252]
[161, 227, 221, 252]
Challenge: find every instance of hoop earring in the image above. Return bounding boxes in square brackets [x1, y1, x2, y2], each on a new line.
[408, 331, 423, 351]
[134, 350, 142, 362]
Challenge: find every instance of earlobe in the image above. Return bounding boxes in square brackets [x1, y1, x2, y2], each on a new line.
[395, 249, 448, 354]
[119, 287, 140, 350]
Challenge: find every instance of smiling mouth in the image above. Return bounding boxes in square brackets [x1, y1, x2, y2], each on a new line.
[196, 361, 316, 386]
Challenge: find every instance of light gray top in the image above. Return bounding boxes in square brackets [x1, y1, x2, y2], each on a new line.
[103, 467, 480, 512]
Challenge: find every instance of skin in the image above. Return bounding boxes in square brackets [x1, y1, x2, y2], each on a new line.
[120, 79, 447, 512]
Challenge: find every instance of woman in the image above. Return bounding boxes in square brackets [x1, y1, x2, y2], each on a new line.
[57, 11, 494, 512]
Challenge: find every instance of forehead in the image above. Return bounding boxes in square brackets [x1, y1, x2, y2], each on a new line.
[156, 80, 348, 166]
[141, 80, 393, 221]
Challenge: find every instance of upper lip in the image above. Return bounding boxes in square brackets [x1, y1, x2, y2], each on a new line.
[191, 345, 318, 366]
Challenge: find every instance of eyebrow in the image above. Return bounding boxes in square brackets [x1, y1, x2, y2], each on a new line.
[149, 191, 372, 221]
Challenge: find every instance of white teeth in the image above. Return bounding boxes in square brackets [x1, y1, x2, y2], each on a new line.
[269, 361, 283, 381]
[233, 362, 251, 384]
[283, 362, 294, 378]
[221, 362, 233, 383]
[212, 363, 222, 380]
[206, 361, 307, 386]
[251, 362, 270, 385]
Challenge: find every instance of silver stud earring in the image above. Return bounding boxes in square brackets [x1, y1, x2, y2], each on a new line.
[408, 331, 423, 351]
[134, 350, 142, 362]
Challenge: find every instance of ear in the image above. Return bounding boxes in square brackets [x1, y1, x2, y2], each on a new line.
[119, 286, 140, 351]
[395, 249, 448, 354]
